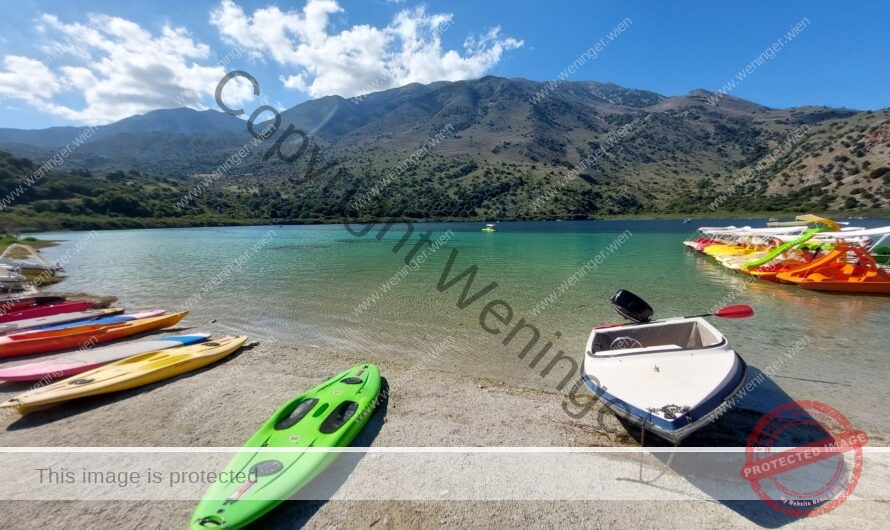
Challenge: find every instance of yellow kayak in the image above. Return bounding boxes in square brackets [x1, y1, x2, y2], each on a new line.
[0, 335, 247, 414]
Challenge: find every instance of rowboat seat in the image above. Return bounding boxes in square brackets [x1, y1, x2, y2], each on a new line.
[591, 320, 722, 354]
[605, 344, 683, 355]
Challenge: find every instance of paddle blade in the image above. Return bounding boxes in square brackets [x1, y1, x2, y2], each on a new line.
[714, 305, 754, 319]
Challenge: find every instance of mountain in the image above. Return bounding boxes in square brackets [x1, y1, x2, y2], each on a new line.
[0, 108, 246, 148]
[104, 108, 246, 136]
[1, 76, 888, 224]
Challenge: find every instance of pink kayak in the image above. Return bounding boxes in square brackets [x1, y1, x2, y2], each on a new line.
[0, 333, 211, 382]
[0, 301, 95, 323]
[31, 309, 168, 331]
[0, 308, 124, 334]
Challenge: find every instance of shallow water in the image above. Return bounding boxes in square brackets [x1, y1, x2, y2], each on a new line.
[29, 219, 890, 435]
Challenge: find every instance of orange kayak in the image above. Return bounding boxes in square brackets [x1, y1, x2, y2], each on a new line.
[0, 312, 188, 358]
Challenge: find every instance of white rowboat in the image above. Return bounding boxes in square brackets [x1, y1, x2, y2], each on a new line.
[583, 317, 747, 444]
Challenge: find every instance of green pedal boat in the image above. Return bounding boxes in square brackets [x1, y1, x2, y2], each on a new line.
[190, 364, 382, 529]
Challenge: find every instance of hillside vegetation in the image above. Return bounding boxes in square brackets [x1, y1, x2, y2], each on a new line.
[1, 77, 888, 230]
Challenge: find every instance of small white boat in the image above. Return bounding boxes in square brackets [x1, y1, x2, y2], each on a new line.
[0, 243, 59, 276]
[583, 291, 748, 444]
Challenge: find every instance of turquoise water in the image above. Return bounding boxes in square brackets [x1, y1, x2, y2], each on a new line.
[30, 220, 890, 434]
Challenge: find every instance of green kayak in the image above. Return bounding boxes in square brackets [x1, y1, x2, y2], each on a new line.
[189, 364, 382, 529]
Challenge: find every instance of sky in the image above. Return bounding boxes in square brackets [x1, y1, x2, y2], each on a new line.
[0, 0, 888, 129]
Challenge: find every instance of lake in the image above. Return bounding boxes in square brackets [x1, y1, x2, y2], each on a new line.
[30, 218, 890, 436]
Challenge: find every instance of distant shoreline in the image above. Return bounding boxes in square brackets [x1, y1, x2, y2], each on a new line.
[15, 209, 890, 233]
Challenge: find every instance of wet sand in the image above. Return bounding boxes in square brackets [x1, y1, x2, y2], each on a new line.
[1, 340, 888, 528]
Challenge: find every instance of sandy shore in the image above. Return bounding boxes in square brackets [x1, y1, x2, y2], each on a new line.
[1, 340, 888, 529]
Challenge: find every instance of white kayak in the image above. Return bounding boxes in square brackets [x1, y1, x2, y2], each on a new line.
[0, 333, 212, 382]
[583, 316, 747, 444]
[0, 308, 124, 334]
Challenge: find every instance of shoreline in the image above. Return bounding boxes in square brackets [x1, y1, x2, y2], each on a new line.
[15, 209, 890, 234]
[1, 340, 888, 527]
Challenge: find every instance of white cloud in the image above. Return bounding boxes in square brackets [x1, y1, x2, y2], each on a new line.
[0, 13, 255, 124]
[0, 56, 64, 107]
[210, 0, 523, 99]
[0, 2, 522, 124]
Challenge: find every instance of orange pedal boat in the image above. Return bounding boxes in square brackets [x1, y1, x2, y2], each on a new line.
[744, 246, 828, 282]
[777, 246, 890, 294]
[0, 312, 188, 358]
[772, 244, 854, 284]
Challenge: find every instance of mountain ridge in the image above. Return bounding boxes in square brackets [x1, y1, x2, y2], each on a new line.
[0, 76, 888, 220]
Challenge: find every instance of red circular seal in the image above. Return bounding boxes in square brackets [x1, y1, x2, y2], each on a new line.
[741, 400, 867, 518]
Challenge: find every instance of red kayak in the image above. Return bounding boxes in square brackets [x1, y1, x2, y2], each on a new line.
[0, 296, 67, 315]
[0, 312, 188, 358]
[0, 301, 94, 323]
